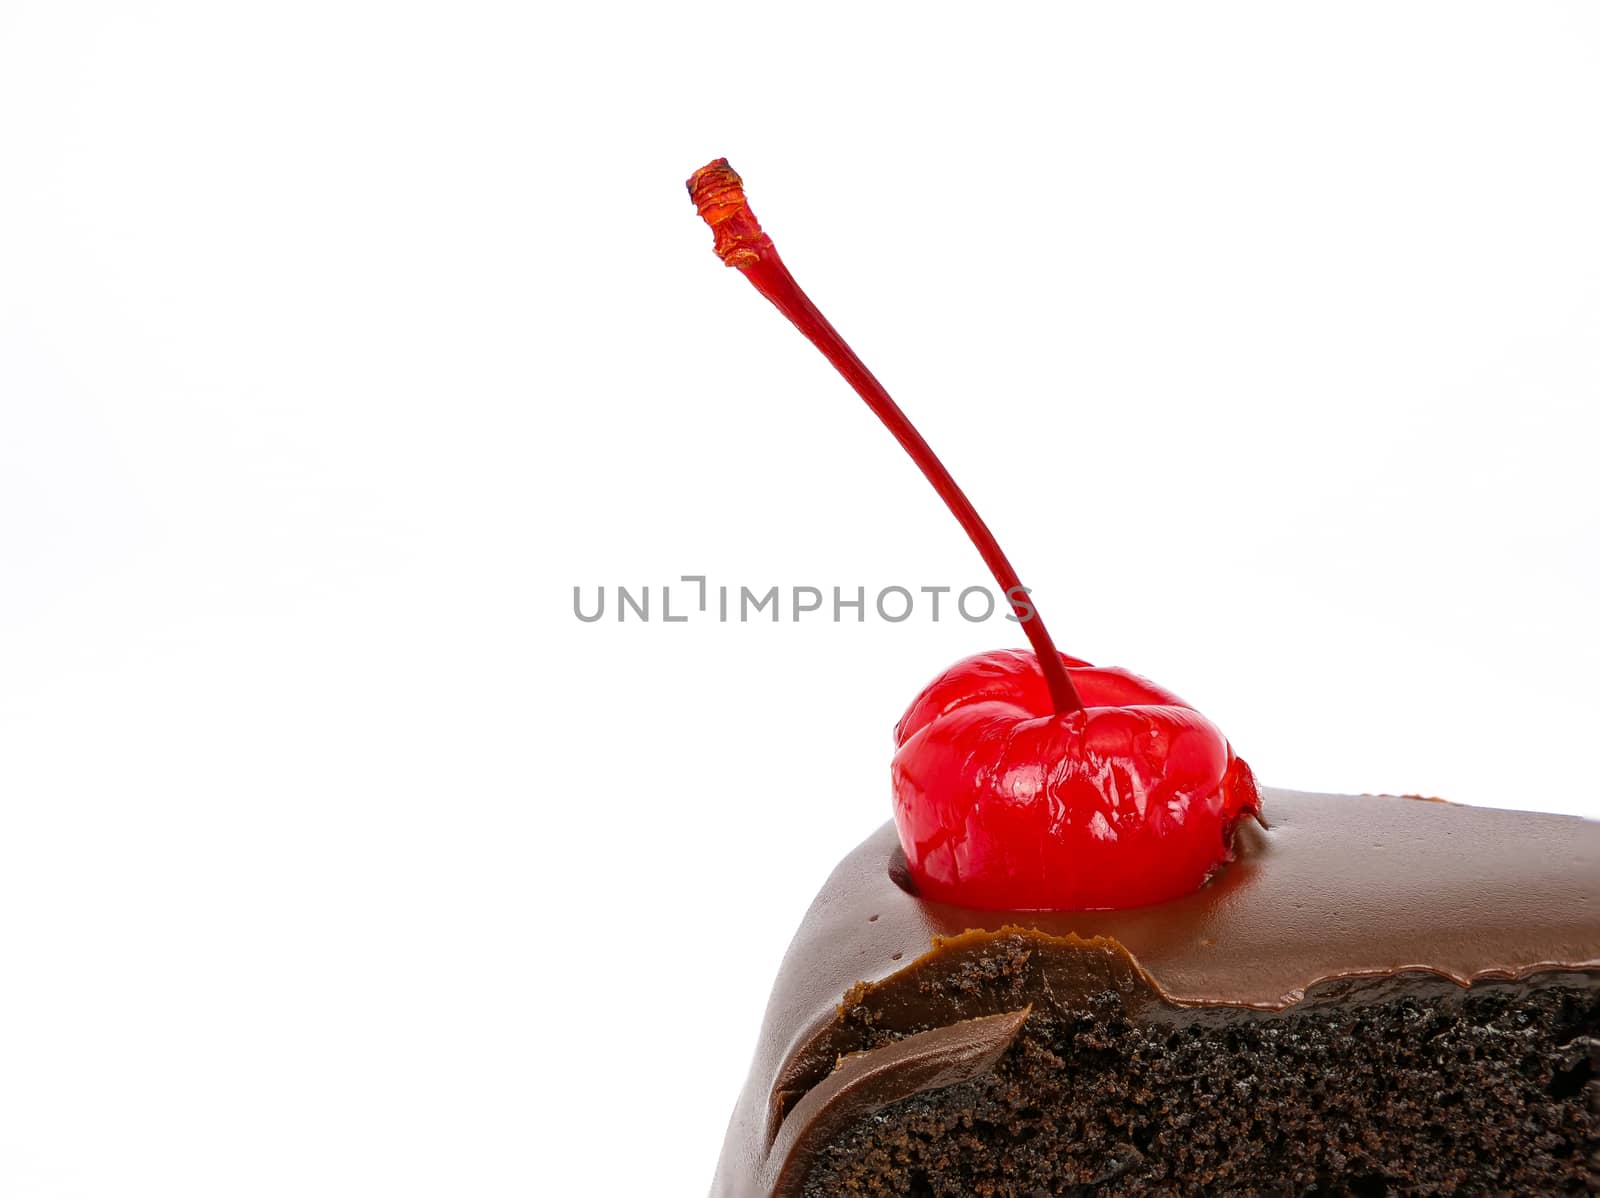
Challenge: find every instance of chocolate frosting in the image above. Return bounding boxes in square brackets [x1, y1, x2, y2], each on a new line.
[711, 788, 1600, 1197]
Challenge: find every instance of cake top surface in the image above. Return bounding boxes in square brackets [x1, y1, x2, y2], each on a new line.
[713, 789, 1599, 1195]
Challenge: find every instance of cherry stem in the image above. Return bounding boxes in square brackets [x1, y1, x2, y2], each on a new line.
[687, 159, 1084, 716]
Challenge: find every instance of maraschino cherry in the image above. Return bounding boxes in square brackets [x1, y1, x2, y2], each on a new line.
[687, 159, 1260, 911]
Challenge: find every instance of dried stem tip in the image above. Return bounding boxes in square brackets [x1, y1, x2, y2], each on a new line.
[686, 158, 774, 270]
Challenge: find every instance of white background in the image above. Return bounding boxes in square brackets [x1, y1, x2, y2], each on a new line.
[2, 3, 1597, 1195]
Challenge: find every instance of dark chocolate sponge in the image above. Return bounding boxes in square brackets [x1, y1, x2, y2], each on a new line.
[712, 790, 1600, 1196]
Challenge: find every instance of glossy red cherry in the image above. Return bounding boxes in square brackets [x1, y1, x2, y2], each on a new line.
[688, 158, 1261, 910]
[894, 649, 1259, 909]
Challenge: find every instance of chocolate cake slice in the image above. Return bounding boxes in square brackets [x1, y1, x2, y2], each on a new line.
[713, 790, 1599, 1195]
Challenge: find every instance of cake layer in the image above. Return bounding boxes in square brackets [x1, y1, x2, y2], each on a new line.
[712, 789, 1600, 1195]
[793, 968, 1598, 1194]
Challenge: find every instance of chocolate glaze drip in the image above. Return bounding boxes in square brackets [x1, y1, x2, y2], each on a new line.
[711, 789, 1600, 1196]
